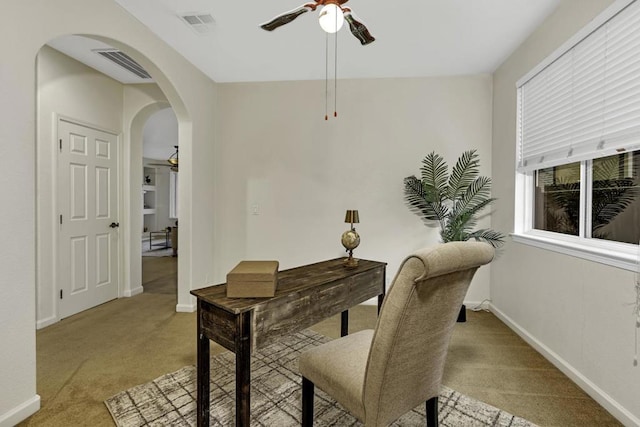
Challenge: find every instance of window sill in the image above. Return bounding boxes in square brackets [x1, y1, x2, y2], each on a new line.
[511, 231, 638, 272]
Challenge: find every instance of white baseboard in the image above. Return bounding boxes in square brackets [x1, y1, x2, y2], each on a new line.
[490, 303, 640, 427]
[0, 395, 40, 427]
[176, 303, 195, 313]
[462, 300, 489, 310]
[123, 286, 144, 297]
[36, 315, 58, 330]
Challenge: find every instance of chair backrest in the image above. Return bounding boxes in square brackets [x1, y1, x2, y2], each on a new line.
[362, 241, 494, 426]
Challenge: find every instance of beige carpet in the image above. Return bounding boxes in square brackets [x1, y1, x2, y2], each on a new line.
[106, 330, 538, 427]
[23, 256, 622, 427]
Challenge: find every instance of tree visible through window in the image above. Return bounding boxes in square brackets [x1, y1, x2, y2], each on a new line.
[533, 152, 640, 244]
[535, 162, 580, 236]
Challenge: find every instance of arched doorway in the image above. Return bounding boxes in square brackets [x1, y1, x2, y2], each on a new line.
[35, 35, 190, 325]
[138, 106, 180, 296]
[1, 2, 218, 422]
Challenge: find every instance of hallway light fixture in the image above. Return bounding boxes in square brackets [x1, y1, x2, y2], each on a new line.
[167, 146, 178, 172]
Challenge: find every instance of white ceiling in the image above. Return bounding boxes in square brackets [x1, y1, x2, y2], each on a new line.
[92, 0, 561, 83]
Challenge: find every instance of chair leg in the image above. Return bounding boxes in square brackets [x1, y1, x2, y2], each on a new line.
[302, 376, 315, 427]
[426, 396, 438, 427]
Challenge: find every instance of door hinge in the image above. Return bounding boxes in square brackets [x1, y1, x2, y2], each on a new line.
[59, 139, 62, 152]
[60, 214, 63, 225]
[60, 289, 63, 299]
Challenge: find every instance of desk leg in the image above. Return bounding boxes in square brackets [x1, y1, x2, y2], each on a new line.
[377, 270, 386, 315]
[236, 311, 251, 426]
[197, 302, 210, 427]
[340, 311, 349, 337]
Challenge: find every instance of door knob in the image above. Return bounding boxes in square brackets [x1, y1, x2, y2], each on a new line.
[109, 222, 120, 228]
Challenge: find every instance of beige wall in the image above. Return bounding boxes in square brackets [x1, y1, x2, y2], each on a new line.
[122, 84, 171, 299]
[491, 0, 640, 424]
[214, 76, 495, 303]
[0, 0, 217, 423]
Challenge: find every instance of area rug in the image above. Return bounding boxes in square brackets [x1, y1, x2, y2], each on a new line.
[105, 330, 538, 427]
[141, 244, 173, 257]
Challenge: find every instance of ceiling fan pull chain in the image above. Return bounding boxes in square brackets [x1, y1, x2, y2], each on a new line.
[259, 2, 376, 120]
[334, 12, 338, 118]
[325, 31, 329, 121]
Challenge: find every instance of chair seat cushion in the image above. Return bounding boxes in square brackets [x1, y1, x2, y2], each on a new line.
[299, 329, 374, 421]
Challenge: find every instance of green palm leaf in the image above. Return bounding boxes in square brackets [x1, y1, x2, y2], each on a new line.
[404, 150, 504, 248]
[467, 229, 506, 248]
[448, 150, 480, 200]
[591, 178, 640, 238]
[445, 208, 475, 234]
[404, 176, 448, 222]
[420, 152, 449, 202]
[451, 176, 493, 218]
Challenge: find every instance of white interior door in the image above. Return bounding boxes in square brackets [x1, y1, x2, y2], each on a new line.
[58, 119, 119, 319]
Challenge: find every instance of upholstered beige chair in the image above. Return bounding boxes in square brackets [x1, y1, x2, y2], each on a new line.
[299, 241, 495, 426]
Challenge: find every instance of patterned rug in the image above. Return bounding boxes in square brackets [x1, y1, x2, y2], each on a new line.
[141, 245, 173, 257]
[105, 330, 538, 426]
[141, 236, 174, 257]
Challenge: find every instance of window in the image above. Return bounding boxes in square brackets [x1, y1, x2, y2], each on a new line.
[534, 162, 581, 236]
[533, 153, 640, 243]
[514, 0, 640, 270]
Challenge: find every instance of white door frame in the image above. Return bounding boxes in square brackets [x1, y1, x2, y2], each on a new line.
[52, 114, 125, 322]
[122, 101, 172, 300]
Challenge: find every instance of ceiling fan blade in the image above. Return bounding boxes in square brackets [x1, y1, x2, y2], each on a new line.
[343, 10, 375, 45]
[260, 3, 317, 31]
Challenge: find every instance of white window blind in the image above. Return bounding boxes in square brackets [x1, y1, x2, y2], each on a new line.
[517, 0, 640, 172]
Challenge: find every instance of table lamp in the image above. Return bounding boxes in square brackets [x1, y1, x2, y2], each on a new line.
[341, 210, 360, 268]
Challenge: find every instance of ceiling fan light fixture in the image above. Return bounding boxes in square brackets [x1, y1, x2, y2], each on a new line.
[318, 4, 344, 33]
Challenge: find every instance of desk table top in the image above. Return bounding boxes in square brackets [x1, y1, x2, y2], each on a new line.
[191, 257, 386, 315]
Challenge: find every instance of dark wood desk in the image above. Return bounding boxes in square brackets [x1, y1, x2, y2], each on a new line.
[191, 258, 386, 427]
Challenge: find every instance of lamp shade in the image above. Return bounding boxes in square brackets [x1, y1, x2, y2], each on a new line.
[318, 4, 344, 33]
[344, 210, 359, 224]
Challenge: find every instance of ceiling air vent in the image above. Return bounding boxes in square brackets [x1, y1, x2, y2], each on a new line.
[93, 49, 151, 79]
[180, 13, 215, 34]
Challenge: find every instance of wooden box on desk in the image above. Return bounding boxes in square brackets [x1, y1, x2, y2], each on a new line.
[226, 260, 279, 298]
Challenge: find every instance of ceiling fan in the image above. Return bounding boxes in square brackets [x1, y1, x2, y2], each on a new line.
[147, 146, 178, 172]
[260, 0, 375, 45]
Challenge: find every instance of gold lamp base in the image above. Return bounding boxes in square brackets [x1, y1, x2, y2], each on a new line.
[343, 253, 359, 268]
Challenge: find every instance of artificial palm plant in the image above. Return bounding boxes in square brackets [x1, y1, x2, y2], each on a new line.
[404, 149, 505, 248]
